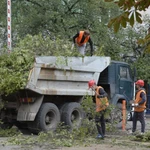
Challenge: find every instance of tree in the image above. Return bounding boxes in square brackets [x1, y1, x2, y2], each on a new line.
[105, 0, 150, 32]
[104, 0, 150, 82]
[1, 0, 148, 63]
[0, 0, 125, 58]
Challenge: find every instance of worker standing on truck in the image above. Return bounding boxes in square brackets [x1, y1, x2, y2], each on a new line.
[132, 79, 147, 134]
[72, 30, 93, 56]
[88, 80, 109, 139]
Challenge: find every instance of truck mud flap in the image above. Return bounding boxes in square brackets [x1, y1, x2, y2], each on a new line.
[17, 95, 43, 121]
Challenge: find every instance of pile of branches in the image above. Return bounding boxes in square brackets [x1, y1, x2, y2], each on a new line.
[0, 49, 34, 95]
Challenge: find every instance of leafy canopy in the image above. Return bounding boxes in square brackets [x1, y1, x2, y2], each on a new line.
[105, 0, 150, 32]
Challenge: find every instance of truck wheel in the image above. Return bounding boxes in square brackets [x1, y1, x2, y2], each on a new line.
[61, 102, 84, 129]
[28, 103, 60, 133]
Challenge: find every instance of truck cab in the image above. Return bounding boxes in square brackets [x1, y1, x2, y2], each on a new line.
[98, 61, 134, 109]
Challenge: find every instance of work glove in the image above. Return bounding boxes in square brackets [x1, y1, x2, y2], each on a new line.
[71, 44, 75, 50]
[132, 103, 139, 107]
[97, 95, 104, 98]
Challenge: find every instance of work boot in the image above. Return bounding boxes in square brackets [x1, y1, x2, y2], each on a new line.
[140, 132, 145, 135]
[96, 134, 104, 139]
[128, 130, 136, 135]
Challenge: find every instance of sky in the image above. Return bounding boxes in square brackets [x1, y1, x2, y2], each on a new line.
[140, 8, 150, 29]
[141, 7, 150, 16]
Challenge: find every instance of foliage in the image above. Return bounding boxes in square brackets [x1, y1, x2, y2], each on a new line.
[0, 127, 20, 137]
[0, 0, 119, 39]
[1, 118, 118, 148]
[1, 122, 97, 147]
[0, 48, 34, 95]
[138, 33, 150, 53]
[104, 0, 150, 62]
[15, 34, 73, 56]
[1, 123, 150, 148]
[105, 0, 150, 32]
[81, 95, 97, 119]
[0, 0, 125, 59]
[0, 33, 83, 95]
[0, 0, 149, 61]
[132, 55, 150, 83]
[132, 131, 150, 142]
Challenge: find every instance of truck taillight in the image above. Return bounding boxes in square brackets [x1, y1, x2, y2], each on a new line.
[20, 98, 35, 103]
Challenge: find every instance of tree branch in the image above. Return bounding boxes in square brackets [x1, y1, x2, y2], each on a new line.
[62, 0, 80, 14]
[25, 0, 42, 7]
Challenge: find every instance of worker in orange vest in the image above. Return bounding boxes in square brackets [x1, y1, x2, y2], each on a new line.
[132, 79, 147, 134]
[72, 30, 93, 56]
[88, 80, 109, 139]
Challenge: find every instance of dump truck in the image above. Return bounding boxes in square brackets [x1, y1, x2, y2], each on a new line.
[0, 56, 134, 133]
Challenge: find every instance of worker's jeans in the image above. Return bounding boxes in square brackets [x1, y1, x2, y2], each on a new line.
[77, 43, 86, 55]
[132, 111, 145, 133]
[95, 110, 105, 137]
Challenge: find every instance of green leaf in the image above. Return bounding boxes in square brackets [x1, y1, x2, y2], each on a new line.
[107, 18, 117, 28]
[120, 16, 127, 28]
[137, 39, 145, 45]
[113, 19, 120, 33]
[129, 13, 134, 27]
[135, 12, 142, 24]
[118, 0, 126, 7]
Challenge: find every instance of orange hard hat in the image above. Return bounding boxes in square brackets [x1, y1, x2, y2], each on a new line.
[88, 80, 96, 88]
[135, 80, 144, 87]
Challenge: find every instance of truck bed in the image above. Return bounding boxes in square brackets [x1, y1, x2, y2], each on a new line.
[26, 56, 111, 96]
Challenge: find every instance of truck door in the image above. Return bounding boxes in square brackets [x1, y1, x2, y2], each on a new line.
[119, 65, 134, 101]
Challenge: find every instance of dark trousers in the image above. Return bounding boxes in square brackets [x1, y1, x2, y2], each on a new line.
[95, 111, 105, 137]
[132, 111, 145, 133]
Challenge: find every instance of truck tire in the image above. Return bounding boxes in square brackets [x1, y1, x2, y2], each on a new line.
[61, 102, 84, 129]
[28, 103, 60, 133]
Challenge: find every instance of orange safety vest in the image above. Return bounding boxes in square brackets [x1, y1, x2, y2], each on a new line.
[134, 89, 146, 112]
[95, 86, 109, 112]
[75, 31, 90, 46]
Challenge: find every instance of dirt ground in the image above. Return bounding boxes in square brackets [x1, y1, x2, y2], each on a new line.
[0, 117, 150, 150]
[55, 117, 150, 150]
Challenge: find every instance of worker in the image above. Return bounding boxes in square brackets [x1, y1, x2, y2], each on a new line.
[88, 79, 109, 139]
[132, 79, 147, 134]
[72, 30, 93, 56]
